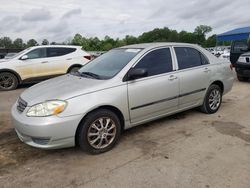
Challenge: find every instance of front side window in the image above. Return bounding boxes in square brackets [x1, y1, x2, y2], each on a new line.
[25, 48, 46, 59]
[134, 48, 173, 77]
[175, 47, 208, 70]
[78, 48, 141, 79]
[47, 48, 76, 57]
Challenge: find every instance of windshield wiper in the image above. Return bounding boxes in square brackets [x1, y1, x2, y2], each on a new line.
[80, 72, 101, 79]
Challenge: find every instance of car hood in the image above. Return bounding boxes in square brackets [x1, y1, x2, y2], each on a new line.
[21, 74, 109, 106]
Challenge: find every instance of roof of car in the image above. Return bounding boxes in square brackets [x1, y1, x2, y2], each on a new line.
[31, 45, 82, 49]
[119, 42, 200, 49]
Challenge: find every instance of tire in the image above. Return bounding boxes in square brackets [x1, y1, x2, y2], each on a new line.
[77, 109, 121, 154]
[200, 84, 222, 114]
[68, 66, 81, 74]
[0, 72, 18, 91]
[237, 75, 248, 82]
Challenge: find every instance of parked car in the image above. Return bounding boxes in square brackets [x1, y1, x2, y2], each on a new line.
[235, 52, 250, 81]
[0, 45, 91, 90]
[3, 52, 17, 59]
[11, 43, 234, 154]
[230, 40, 250, 81]
[219, 49, 230, 60]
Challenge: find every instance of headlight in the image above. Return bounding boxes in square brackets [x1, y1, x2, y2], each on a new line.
[26, 100, 67, 117]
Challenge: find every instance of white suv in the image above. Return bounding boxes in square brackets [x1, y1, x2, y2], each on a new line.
[0, 45, 91, 91]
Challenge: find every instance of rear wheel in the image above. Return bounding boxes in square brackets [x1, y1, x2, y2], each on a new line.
[0, 72, 18, 91]
[68, 66, 81, 74]
[77, 109, 121, 154]
[200, 84, 222, 114]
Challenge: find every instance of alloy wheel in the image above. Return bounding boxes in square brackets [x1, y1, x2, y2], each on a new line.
[208, 89, 221, 111]
[0, 74, 15, 90]
[87, 117, 117, 149]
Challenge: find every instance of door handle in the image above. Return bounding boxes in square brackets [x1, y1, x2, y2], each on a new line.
[168, 75, 177, 81]
[204, 67, 211, 73]
[66, 58, 72, 60]
[41, 61, 49, 64]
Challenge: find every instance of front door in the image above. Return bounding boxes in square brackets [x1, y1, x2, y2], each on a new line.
[16, 48, 50, 80]
[127, 47, 179, 124]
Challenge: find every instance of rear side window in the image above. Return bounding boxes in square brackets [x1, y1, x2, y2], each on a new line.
[134, 48, 173, 77]
[25, 48, 46, 59]
[47, 48, 76, 57]
[175, 47, 209, 70]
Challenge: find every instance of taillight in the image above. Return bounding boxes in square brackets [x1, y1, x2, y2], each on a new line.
[84, 55, 91, 60]
[230, 64, 234, 70]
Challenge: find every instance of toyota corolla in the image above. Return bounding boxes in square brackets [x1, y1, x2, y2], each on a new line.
[11, 43, 234, 154]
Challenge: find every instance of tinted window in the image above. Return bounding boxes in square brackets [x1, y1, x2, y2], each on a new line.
[47, 48, 76, 57]
[134, 48, 172, 77]
[26, 48, 46, 59]
[175, 47, 206, 69]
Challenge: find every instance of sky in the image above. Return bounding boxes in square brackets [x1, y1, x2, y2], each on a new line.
[0, 0, 249, 43]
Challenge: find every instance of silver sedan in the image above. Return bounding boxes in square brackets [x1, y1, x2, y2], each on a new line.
[11, 43, 234, 154]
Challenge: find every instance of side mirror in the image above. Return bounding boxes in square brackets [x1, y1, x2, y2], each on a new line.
[230, 40, 250, 64]
[20, 55, 28, 60]
[127, 68, 148, 81]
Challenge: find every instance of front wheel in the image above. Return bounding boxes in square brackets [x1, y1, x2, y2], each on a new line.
[200, 85, 222, 114]
[0, 72, 18, 91]
[77, 109, 121, 154]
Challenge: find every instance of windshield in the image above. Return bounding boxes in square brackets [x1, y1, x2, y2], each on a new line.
[11, 48, 31, 59]
[78, 48, 142, 79]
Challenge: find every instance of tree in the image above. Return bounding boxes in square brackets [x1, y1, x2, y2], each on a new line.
[205, 34, 216, 47]
[72, 34, 83, 46]
[124, 35, 137, 45]
[27, 39, 38, 47]
[42, 39, 49, 45]
[102, 43, 113, 51]
[0, 25, 218, 51]
[0, 37, 12, 48]
[194, 25, 212, 36]
[194, 25, 212, 46]
[13, 38, 24, 49]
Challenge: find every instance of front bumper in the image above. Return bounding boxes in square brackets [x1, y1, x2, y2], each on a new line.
[235, 62, 250, 77]
[11, 104, 84, 149]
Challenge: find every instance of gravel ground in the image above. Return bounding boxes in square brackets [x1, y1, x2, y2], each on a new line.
[0, 79, 250, 188]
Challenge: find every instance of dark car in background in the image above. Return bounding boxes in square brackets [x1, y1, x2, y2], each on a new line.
[230, 40, 250, 81]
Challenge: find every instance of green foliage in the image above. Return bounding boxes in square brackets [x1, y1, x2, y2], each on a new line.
[26, 39, 38, 47]
[0, 25, 216, 50]
[42, 39, 49, 45]
[13, 38, 24, 49]
[205, 34, 216, 47]
[0, 37, 12, 48]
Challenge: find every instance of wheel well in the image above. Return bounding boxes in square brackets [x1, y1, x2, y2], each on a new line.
[75, 105, 125, 146]
[211, 81, 224, 93]
[67, 64, 82, 73]
[0, 69, 21, 83]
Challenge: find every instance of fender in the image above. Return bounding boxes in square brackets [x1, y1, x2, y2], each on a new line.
[67, 64, 83, 73]
[0, 68, 22, 83]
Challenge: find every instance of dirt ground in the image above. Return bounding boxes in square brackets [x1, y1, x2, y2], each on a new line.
[0, 79, 250, 188]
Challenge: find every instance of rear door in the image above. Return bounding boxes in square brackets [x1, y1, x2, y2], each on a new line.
[127, 47, 179, 124]
[45, 47, 77, 75]
[173, 47, 211, 109]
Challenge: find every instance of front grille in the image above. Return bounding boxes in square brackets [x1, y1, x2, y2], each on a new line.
[17, 97, 27, 113]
